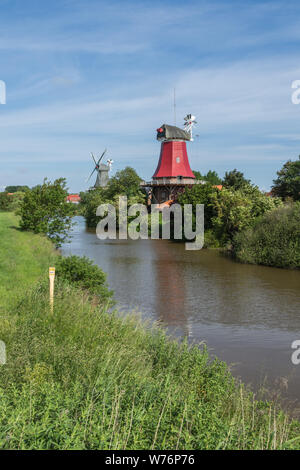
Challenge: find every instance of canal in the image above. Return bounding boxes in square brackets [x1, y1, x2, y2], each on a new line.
[62, 216, 300, 410]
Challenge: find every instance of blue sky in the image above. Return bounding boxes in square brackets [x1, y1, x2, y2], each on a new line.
[0, 0, 300, 192]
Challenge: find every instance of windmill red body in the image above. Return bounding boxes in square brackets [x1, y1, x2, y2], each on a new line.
[153, 140, 195, 179]
[141, 119, 199, 205]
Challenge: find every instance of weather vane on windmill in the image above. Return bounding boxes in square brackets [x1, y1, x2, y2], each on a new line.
[86, 149, 114, 188]
[183, 114, 197, 141]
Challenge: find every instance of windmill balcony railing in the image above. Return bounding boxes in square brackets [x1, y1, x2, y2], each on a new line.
[140, 179, 204, 187]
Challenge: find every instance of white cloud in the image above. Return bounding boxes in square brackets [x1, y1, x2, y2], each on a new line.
[1, 0, 300, 191]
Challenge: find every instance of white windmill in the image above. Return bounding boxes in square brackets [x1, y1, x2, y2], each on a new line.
[107, 159, 114, 171]
[183, 114, 197, 141]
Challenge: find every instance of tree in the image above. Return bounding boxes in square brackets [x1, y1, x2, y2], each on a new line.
[178, 183, 219, 229]
[106, 167, 145, 199]
[5, 185, 29, 193]
[211, 187, 282, 244]
[81, 187, 145, 229]
[193, 170, 205, 181]
[19, 178, 75, 247]
[223, 169, 251, 190]
[80, 167, 146, 228]
[193, 170, 222, 185]
[205, 170, 222, 185]
[80, 187, 109, 228]
[211, 189, 254, 243]
[271, 157, 300, 201]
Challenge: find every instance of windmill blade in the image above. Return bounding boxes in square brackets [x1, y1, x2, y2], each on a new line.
[97, 148, 107, 165]
[86, 167, 97, 183]
[91, 152, 98, 166]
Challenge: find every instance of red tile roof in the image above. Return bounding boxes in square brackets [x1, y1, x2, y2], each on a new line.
[67, 194, 81, 202]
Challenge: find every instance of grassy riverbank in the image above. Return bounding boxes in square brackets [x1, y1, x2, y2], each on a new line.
[0, 212, 57, 309]
[0, 211, 300, 449]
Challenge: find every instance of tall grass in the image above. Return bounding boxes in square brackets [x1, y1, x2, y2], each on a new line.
[0, 281, 300, 449]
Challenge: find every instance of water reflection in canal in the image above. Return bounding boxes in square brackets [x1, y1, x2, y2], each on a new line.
[62, 217, 300, 408]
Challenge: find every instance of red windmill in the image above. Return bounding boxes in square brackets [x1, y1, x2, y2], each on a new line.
[143, 114, 198, 205]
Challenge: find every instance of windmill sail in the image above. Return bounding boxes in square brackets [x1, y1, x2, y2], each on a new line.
[87, 149, 110, 188]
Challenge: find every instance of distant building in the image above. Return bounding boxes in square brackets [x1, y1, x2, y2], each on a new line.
[67, 194, 81, 204]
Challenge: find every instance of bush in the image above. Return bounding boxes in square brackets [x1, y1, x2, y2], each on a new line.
[233, 203, 300, 269]
[0, 192, 25, 212]
[55, 255, 113, 302]
[81, 188, 146, 229]
[80, 187, 108, 228]
[178, 183, 219, 230]
[19, 178, 75, 247]
[211, 187, 282, 244]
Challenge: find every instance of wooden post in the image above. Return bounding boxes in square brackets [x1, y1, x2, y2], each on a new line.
[49, 267, 55, 312]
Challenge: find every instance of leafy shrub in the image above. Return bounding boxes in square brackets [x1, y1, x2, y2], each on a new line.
[233, 203, 300, 269]
[178, 183, 219, 230]
[211, 187, 282, 244]
[0, 192, 11, 211]
[55, 255, 113, 302]
[0, 191, 25, 212]
[19, 178, 75, 247]
[179, 183, 282, 245]
[203, 229, 221, 248]
[81, 188, 146, 228]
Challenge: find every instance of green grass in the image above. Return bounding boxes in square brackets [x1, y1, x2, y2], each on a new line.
[0, 211, 300, 450]
[0, 212, 57, 308]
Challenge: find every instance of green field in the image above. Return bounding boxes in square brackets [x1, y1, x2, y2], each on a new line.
[0, 211, 300, 450]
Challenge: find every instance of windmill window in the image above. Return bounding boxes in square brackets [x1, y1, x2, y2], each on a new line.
[176, 157, 181, 163]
